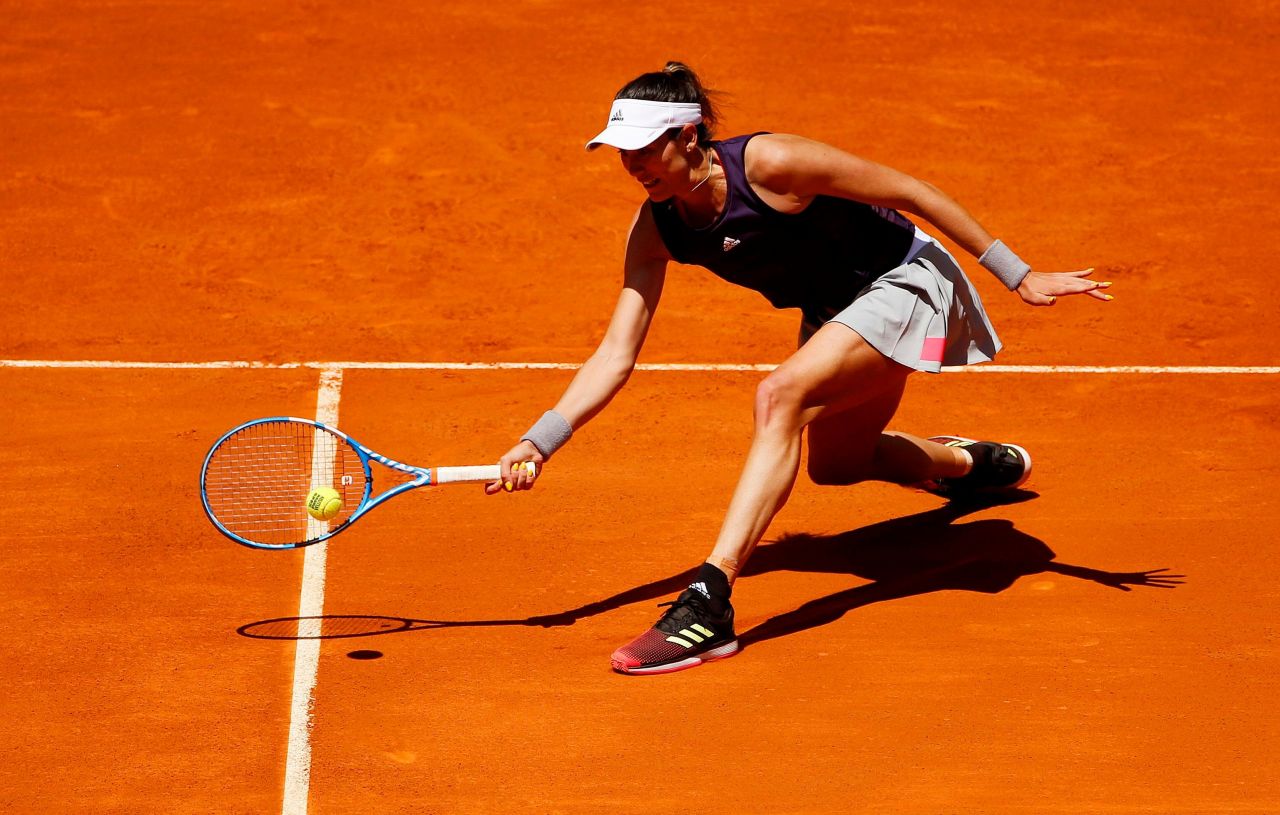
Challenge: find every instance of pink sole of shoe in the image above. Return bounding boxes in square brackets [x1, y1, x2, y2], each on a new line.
[610, 640, 740, 676]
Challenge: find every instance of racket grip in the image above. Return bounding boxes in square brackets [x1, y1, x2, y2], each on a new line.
[433, 464, 503, 484]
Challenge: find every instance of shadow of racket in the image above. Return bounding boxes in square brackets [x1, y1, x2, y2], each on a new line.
[237, 614, 537, 640]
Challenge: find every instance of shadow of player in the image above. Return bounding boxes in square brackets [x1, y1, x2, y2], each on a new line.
[734, 492, 1182, 648]
[238, 491, 1182, 643]
[530, 490, 1180, 644]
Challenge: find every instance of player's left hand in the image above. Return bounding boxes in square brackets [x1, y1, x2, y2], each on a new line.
[1016, 269, 1113, 307]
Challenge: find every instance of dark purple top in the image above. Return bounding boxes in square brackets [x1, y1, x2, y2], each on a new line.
[650, 133, 916, 321]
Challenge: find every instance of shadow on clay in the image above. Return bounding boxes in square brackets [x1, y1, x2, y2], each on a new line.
[237, 491, 1183, 645]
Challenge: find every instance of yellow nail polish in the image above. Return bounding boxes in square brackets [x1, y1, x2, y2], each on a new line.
[504, 482, 512, 491]
[1104, 294, 1114, 301]
[1099, 281, 1113, 287]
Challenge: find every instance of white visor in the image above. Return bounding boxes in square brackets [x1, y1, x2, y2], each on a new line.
[586, 99, 703, 151]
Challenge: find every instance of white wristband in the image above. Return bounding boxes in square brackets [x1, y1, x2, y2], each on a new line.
[521, 410, 573, 459]
[979, 239, 1032, 290]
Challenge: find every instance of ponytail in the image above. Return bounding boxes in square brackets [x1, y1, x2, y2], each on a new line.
[615, 61, 722, 142]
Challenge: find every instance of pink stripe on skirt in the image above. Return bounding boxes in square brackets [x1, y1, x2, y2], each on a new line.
[920, 337, 946, 363]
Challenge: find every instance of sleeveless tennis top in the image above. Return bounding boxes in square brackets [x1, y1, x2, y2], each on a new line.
[649, 133, 916, 320]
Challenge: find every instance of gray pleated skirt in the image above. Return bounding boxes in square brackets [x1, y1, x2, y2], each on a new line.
[799, 228, 1002, 373]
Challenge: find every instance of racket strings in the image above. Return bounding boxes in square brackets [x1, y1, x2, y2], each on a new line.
[203, 421, 365, 546]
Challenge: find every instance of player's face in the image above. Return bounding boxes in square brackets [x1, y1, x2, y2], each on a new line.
[618, 130, 695, 202]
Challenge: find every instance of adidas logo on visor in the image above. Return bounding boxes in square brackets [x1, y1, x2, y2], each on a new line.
[587, 100, 703, 151]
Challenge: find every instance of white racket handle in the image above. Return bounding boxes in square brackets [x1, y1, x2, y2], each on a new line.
[433, 463, 534, 484]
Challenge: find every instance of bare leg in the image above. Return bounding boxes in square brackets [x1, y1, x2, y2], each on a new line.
[706, 324, 912, 582]
[609, 325, 988, 674]
[807, 416, 974, 486]
[873, 432, 973, 483]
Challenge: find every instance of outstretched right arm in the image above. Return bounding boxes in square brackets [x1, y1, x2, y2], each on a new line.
[487, 203, 671, 493]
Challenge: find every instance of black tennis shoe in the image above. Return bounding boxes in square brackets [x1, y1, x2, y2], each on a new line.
[610, 587, 738, 676]
[924, 435, 1032, 495]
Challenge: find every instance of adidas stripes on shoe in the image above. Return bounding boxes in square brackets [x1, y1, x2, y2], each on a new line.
[610, 586, 739, 676]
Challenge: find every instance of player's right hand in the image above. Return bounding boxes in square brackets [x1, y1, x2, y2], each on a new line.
[486, 440, 544, 495]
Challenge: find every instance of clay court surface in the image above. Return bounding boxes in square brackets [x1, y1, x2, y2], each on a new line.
[2, 1, 1277, 813]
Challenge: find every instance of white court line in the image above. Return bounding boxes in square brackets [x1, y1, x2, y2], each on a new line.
[0, 359, 302, 369]
[282, 368, 343, 815]
[0, 358, 1278, 374]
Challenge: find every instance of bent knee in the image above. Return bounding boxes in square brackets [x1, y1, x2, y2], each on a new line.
[753, 372, 807, 431]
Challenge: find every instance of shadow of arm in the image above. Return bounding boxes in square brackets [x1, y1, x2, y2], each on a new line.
[1046, 563, 1186, 592]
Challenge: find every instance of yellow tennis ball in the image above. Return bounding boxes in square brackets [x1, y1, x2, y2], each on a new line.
[305, 487, 343, 521]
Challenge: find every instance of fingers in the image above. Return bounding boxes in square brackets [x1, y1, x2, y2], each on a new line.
[487, 442, 543, 495]
[1092, 280, 1114, 300]
[515, 460, 538, 489]
[500, 460, 539, 493]
[1021, 271, 1115, 306]
[486, 458, 532, 488]
[1052, 278, 1112, 296]
[1066, 279, 1113, 302]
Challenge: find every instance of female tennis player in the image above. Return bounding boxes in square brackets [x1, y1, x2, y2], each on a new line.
[488, 62, 1112, 675]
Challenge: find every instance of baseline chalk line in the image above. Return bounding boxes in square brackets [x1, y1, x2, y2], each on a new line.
[1, 359, 1277, 374]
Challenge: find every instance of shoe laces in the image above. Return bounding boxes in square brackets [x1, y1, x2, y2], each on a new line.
[656, 589, 712, 629]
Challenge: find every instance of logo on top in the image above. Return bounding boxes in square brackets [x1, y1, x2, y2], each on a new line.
[610, 109, 625, 123]
[722, 237, 741, 252]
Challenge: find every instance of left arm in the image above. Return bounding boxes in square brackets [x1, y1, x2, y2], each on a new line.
[745, 134, 1111, 306]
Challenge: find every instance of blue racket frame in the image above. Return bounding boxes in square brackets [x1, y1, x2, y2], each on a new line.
[201, 416, 441, 550]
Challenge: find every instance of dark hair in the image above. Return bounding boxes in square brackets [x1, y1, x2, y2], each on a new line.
[615, 61, 722, 143]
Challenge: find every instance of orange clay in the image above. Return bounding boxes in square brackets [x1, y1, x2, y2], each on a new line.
[1, 1, 1277, 813]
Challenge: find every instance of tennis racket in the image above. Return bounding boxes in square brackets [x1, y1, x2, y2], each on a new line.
[201, 416, 519, 550]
